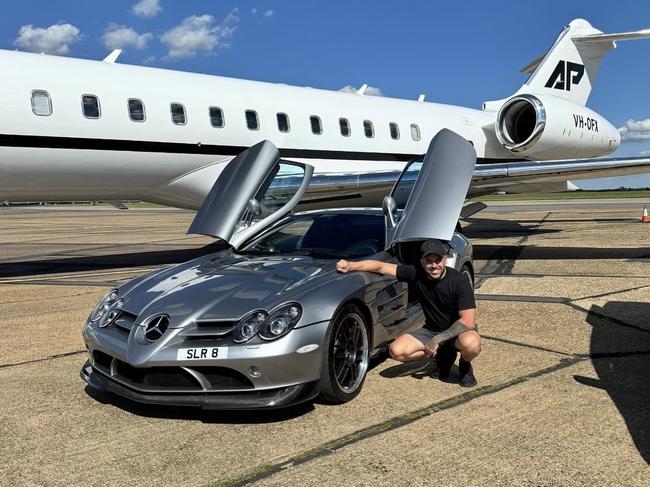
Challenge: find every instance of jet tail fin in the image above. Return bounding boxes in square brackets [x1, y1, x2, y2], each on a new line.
[513, 19, 650, 106]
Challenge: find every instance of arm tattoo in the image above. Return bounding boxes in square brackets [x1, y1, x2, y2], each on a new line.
[432, 320, 471, 345]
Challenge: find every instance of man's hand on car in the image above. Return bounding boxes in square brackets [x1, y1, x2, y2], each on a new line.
[337, 259, 352, 273]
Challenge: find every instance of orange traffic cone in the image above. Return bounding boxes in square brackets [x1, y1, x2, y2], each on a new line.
[642, 205, 649, 224]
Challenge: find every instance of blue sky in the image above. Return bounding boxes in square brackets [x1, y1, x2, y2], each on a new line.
[2, 0, 650, 188]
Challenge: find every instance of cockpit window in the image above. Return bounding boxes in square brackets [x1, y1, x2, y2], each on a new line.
[31, 90, 52, 116]
[240, 213, 385, 258]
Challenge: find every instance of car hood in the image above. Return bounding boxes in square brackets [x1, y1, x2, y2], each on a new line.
[122, 251, 338, 327]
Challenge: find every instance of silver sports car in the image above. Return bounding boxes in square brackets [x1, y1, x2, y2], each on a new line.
[81, 130, 476, 409]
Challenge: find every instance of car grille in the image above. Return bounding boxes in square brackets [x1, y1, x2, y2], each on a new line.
[91, 350, 253, 392]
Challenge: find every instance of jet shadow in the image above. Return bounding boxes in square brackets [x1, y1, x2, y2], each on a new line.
[574, 301, 650, 464]
[0, 241, 228, 279]
[463, 220, 560, 239]
[473, 244, 650, 261]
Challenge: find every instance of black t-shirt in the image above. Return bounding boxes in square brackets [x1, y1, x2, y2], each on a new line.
[396, 265, 476, 332]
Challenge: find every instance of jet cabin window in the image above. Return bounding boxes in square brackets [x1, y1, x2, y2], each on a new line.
[209, 107, 224, 128]
[310, 116, 322, 135]
[389, 122, 400, 140]
[128, 99, 145, 122]
[246, 110, 259, 130]
[277, 113, 290, 132]
[410, 124, 421, 141]
[363, 120, 374, 138]
[82, 95, 100, 119]
[171, 103, 186, 125]
[339, 118, 350, 137]
[31, 90, 52, 116]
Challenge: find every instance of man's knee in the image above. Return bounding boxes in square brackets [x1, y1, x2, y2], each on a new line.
[389, 335, 422, 362]
[389, 341, 408, 362]
[457, 331, 481, 356]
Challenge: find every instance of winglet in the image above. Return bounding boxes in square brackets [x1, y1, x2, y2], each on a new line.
[103, 49, 122, 64]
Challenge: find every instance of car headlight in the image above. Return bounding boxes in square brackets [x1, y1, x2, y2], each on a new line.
[233, 310, 268, 343]
[259, 303, 302, 341]
[89, 289, 120, 325]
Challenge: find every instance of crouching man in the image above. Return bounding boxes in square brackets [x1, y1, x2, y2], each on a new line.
[336, 239, 480, 386]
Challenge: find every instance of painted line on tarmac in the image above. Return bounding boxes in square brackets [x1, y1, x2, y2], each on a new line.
[573, 283, 650, 302]
[477, 293, 649, 334]
[476, 272, 650, 279]
[566, 302, 650, 335]
[0, 350, 86, 370]
[477, 294, 569, 304]
[0, 267, 156, 283]
[480, 335, 576, 357]
[210, 357, 586, 487]
[0, 279, 121, 287]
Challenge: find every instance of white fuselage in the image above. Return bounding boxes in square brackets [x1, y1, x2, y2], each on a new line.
[0, 49, 618, 208]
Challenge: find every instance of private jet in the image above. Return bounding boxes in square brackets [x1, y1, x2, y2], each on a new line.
[1, 18, 650, 210]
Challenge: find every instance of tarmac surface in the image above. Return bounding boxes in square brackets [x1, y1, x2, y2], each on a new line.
[1, 201, 649, 486]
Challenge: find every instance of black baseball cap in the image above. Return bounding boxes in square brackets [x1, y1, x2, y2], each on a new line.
[420, 239, 450, 257]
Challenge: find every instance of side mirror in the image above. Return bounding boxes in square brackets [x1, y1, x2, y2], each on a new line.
[382, 196, 397, 228]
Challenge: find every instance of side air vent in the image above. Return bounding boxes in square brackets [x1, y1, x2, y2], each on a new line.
[144, 314, 170, 342]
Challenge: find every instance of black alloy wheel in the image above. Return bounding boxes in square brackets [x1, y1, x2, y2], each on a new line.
[319, 304, 370, 403]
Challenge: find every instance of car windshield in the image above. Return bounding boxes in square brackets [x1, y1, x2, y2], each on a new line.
[239, 213, 385, 258]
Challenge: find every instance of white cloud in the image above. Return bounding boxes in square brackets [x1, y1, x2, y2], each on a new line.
[142, 56, 156, 65]
[339, 85, 383, 96]
[103, 24, 153, 50]
[132, 0, 163, 18]
[619, 119, 650, 142]
[264, 10, 274, 18]
[161, 10, 239, 60]
[14, 23, 81, 55]
[251, 8, 257, 15]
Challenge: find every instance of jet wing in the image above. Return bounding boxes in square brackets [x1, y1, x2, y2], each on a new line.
[469, 155, 650, 196]
[297, 155, 650, 209]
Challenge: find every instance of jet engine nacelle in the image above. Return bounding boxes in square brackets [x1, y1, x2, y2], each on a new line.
[494, 94, 621, 159]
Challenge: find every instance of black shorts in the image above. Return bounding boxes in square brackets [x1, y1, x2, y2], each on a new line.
[407, 324, 479, 346]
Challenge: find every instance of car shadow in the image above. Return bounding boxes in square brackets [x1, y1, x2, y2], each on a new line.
[84, 385, 315, 423]
[574, 301, 650, 464]
[0, 241, 227, 279]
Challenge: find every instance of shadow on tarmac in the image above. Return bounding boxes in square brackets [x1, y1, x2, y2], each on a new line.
[463, 220, 560, 239]
[0, 242, 227, 278]
[84, 385, 316, 423]
[574, 301, 650, 465]
[474, 245, 650, 261]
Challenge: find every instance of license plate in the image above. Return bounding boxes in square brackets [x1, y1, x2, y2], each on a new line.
[177, 347, 228, 361]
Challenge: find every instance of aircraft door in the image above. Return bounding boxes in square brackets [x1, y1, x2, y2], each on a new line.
[383, 129, 476, 250]
[188, 140, 314, 249]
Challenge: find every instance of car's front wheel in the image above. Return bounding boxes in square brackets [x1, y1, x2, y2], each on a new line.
[318, 304, 370, 404]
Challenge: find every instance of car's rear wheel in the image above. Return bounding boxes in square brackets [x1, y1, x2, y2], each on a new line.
[318, 304, 370, 403]
[460, 263, 474, 289]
